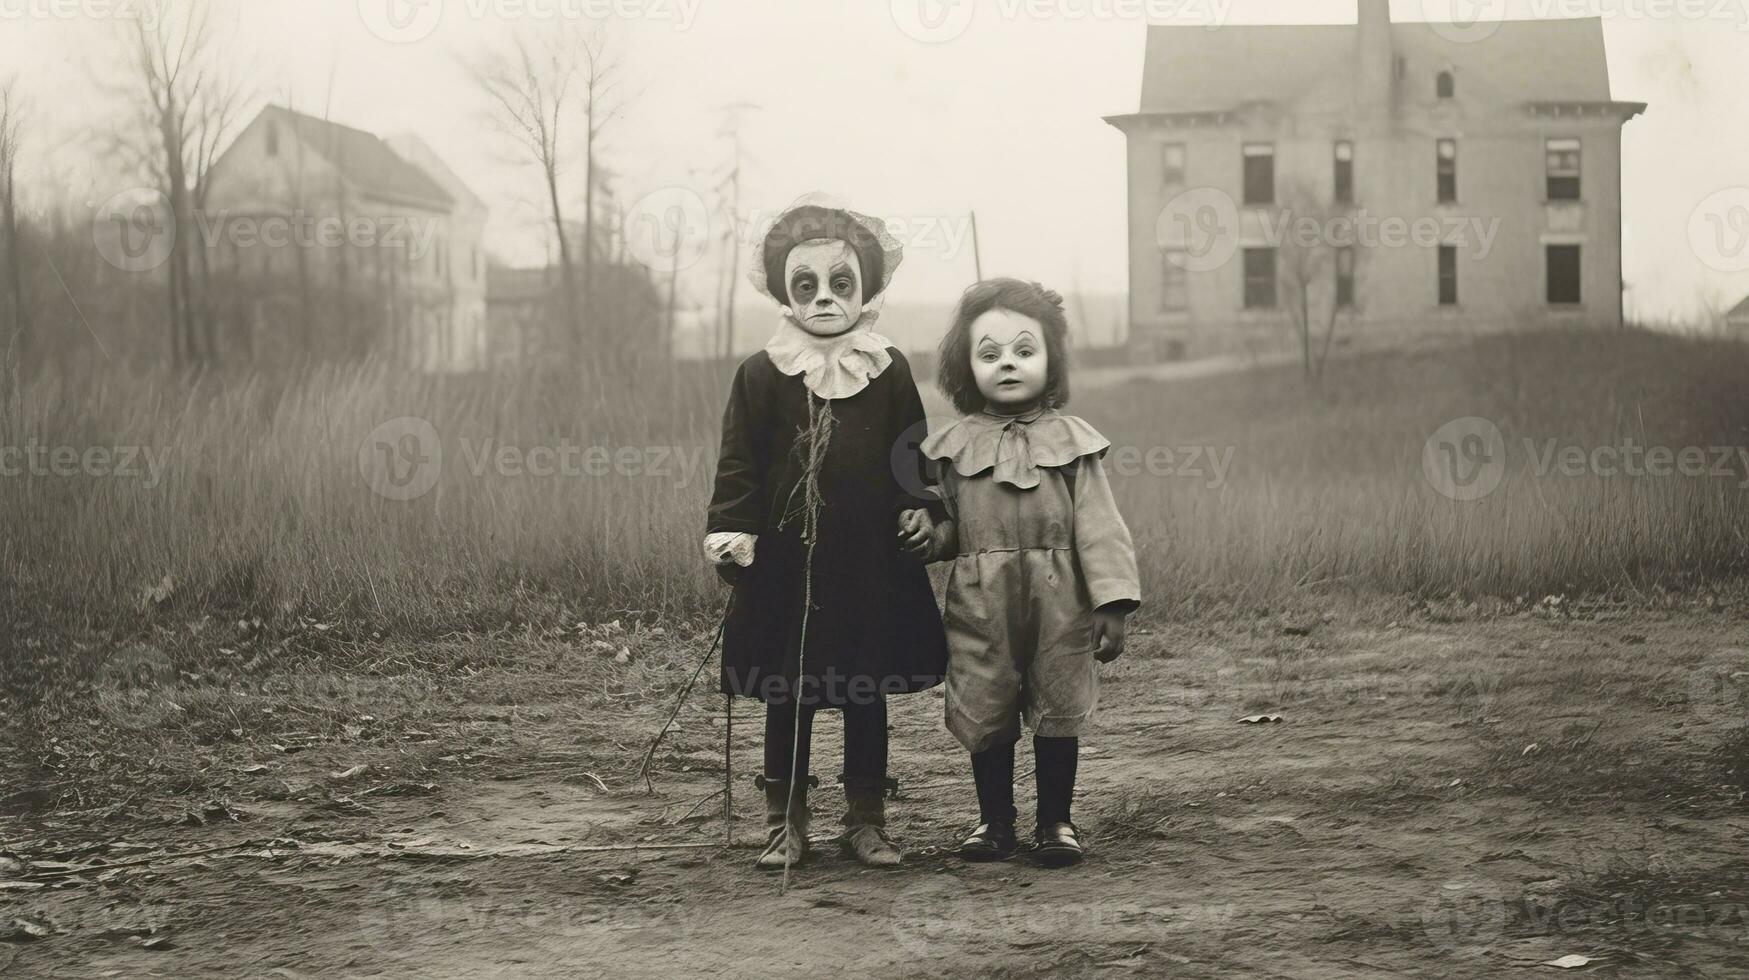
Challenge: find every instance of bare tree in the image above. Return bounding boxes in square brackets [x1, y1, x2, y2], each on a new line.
[575, 26, 624, 335]
[103, 0, 237, 369]
[467, 27, 586, 348]
[188, 58, 250, 366]
[1276, 182, 1351, 386]
[0, 74, 24, 425]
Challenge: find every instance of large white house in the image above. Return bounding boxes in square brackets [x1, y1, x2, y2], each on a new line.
[1105, 1, 1646, 361]
[202, 105, 488, 371]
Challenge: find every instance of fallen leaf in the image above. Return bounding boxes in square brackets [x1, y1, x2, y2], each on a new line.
[1542, 954, 1591, 969]
[1522, 743, 1540, 756]
[1239, 714, 1284, 724]
[140, 935, 176, 951]
[241, 765, 270, 774]
[330, 764, 369, 781]
[614, 647, 632, 665]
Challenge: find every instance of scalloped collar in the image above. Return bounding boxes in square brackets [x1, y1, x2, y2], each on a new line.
[920, 409, 1111, 490]
[763, 314, 894, 400]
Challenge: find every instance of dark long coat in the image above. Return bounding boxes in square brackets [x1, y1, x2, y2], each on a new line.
[706, 348, 948, 706]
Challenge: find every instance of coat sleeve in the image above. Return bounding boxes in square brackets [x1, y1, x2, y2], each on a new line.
[928, 461, 960, 563]
[887, 352, 949, 524]
[1071, 454, 1141, 611]
[706, 360, 765, 536]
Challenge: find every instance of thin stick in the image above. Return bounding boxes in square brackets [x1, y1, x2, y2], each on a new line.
[723, 693, 733, 846]
[24, 841, 266, 879]
[673, 787, 725, 824]
[636, 604, 730, 794]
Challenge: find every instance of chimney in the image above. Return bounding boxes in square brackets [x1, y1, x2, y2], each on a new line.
[1355, 0, 1395, 124]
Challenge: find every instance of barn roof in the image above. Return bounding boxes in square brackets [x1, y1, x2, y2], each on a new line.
[1135, 16, 1613, 114]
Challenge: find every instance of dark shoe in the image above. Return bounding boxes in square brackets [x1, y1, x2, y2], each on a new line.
[840, 776, 903, 867]
[956, 820, 1018, 862]
[755, 774, 815, 871]
[1032, 822, 1086, 868]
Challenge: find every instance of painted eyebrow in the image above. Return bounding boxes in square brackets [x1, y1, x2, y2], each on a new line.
[827, 262, 855, 276]
[977, 331, 1040, 348]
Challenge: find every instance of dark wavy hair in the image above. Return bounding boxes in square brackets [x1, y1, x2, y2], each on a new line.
[760, 206, 886, 306]
[936, 278, 1071, 416]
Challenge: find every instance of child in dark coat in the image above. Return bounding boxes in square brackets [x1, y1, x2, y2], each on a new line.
[705, 201, 948, 870]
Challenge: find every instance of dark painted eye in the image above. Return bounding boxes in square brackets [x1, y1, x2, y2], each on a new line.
[831, 275, 855, 297]
[791, 274, 817, 303]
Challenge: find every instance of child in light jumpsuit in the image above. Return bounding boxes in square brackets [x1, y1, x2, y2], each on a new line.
[902, 277, 1141, 866]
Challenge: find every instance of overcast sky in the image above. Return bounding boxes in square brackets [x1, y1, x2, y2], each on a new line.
[3, 0, 1746, 324]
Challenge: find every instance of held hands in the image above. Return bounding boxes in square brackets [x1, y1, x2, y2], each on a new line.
[1092, 606, 1130, 664]
[897, 509, 936, 560]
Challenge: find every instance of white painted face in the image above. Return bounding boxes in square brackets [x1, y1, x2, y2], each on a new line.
[970, 308, 1048, 410]
[784, 239, 864, 337]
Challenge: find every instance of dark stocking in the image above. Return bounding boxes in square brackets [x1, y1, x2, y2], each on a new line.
[970, 737, 1018, 825]
[1033, 735, 1079, 827]
[839, 696, 889, 781]
[763, 701, 816, 782]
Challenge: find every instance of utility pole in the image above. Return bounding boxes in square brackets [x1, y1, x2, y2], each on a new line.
[715, 102, 759, 359]
[970, 209, 983, 281]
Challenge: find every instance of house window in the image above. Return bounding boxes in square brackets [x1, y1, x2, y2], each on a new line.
[1160, 249, 1188, 312]
[1437, 71, 1455, 99]
[1438, 245, 1458, 306]
[1242, 143, 1275, 206]
[265, 121, 278, 157]
[1547, 245, 1582, 304]
[1243, 247, 1276, 309]
[470, 246, 479, 281]
[1336, 246, 1355, 308]
[1162, 143, 1186, 186]
[1436, 139, 1458, 204]
[1546, 138, 1582, 201]
[1334, 141, 1354, 204]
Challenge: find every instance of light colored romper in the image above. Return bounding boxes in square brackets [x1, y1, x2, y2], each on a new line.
[921, 410, 1142, 754]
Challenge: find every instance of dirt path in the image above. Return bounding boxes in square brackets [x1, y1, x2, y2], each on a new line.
[5, 615, 1747, 978]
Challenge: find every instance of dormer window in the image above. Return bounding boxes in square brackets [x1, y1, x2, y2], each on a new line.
[1437, 71, 1455, 99]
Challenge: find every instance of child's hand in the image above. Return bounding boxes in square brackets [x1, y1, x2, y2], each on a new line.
[1092, 607, 1128, 663]
[714, 563, 746, 587]
[898, 509, 935, 559]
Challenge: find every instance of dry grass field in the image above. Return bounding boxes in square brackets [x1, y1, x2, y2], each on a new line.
[2, 326, 1747, 977]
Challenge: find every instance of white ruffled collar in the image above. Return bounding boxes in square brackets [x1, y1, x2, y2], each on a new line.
[763, 314, 895, 400]
[920, 409, 1111, 490]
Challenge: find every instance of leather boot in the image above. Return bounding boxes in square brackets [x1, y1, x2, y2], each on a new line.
[840, 776, 902, 867]
[754, 774, 814, 871]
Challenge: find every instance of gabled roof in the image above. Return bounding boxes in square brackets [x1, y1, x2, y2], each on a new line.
[385, 133, 486, 214]
[1728, 295, 1749, 318]
[1136, 16, 1612, 114]
[260, 105, 453, 211]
